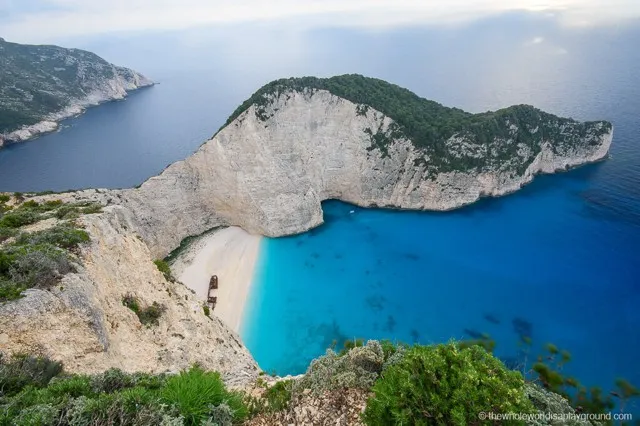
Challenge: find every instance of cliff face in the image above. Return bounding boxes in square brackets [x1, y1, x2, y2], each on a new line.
[0, 202, 258, 387]
[121, 89, 612, 258]
[0, 38, 153, 144]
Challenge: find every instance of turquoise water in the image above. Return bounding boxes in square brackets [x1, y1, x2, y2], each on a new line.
[243, 159, 640, 399]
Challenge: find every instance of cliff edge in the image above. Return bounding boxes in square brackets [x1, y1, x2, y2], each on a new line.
[121, 75, 613, 258]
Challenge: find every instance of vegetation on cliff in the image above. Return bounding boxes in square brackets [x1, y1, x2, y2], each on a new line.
[0, 38, 150, 136]
[224, 74, 612, 176]
[363, 342, 535, 425]
[0, 355, 248, 426]
[3, 338, 635, 425]
[0, 194, 102, 302]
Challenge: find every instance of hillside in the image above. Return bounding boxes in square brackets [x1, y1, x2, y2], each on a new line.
[0, 38, 152, 146]
[223, 75, 612, 176]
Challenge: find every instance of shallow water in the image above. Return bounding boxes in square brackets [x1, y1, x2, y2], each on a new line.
[244, 164, 640, 398]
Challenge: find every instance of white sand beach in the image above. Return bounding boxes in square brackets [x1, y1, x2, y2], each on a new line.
[172, 227, 262, 333]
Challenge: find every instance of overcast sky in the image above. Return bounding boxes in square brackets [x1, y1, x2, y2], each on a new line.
[1, 0, 638, 44]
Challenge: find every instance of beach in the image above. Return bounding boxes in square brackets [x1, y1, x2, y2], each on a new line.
[172, 226, 262, 333]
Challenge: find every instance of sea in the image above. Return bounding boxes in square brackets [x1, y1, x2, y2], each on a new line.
[0, 12, 638, 407]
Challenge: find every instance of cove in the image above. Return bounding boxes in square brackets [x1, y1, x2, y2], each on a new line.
[242, 164, 640, 393]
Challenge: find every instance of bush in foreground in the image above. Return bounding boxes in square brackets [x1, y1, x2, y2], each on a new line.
[294, 340, 386, 395]
[362, 342, 535, 425]
[0, 355, 249, 426]
[161, 366, 248, 425]
[0, 353, 63, 397]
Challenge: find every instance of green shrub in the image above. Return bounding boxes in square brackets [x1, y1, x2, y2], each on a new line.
[362, 342, 535, 426]
[263, 380, 292, 413]
[528, 342, 639, 414]
[138, 302, 166, 326]
[91, 368, 135, 393]
[0, 353, 63, 397]
[203, 305, 211, 317]
[122, 294, 165, 326]
[11, 403, 59, 426]
[44, 375, 94, 399]
[4, 376, 93, 419]
[130, 372, 168, 390]
[49, 202, 101, 220]
[294, 340, 385, 395]
[80, 204, 103, 214]
[122, 293, 141, 313]
[3, 244, 73, 289]
[62, 389, 172, 426]
[0, 194, 10, 203]
[0, 278, 27, 302]
[0, 210, 41, 228]
[54, 205, 79, 220]
[22, 200, 62, 212]
[206, 403, 234, 426]
[154, 259, 173, 281]
[160, 365, 248, 426]
[338, 338, 365, 356]
[15, 225, 90, 250]
[0, 227, 17, 243]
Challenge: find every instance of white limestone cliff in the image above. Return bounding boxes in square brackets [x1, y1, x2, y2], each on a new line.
[120, 89, 613, 259]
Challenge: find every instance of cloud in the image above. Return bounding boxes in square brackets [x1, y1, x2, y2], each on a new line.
[1, 0, 639, 44]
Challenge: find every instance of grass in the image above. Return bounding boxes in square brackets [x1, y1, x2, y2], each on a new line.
[161, 366, 248, 425]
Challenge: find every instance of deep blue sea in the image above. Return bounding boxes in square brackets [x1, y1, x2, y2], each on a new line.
[0, 12, 638, 409]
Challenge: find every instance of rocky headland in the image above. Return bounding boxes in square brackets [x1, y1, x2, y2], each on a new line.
[0, 38, 153, 147]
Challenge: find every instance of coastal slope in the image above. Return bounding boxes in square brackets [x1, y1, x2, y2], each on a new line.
[0, 195, 258, 386]
[0, 37, 153, 147]
[122, 75, 613, 258]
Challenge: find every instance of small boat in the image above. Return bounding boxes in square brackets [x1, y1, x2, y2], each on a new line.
[350, 210, 355, 214]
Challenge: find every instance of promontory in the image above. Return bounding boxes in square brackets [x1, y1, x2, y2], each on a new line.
[0, 37, 153, 147]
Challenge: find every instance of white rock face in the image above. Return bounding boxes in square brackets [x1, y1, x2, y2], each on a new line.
[120, 89, 613, 258]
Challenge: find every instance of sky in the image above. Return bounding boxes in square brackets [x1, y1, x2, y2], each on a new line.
[1, 0, 639, 44]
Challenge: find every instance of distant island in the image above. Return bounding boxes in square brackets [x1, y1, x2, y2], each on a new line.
[0, 37, 153, 148]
